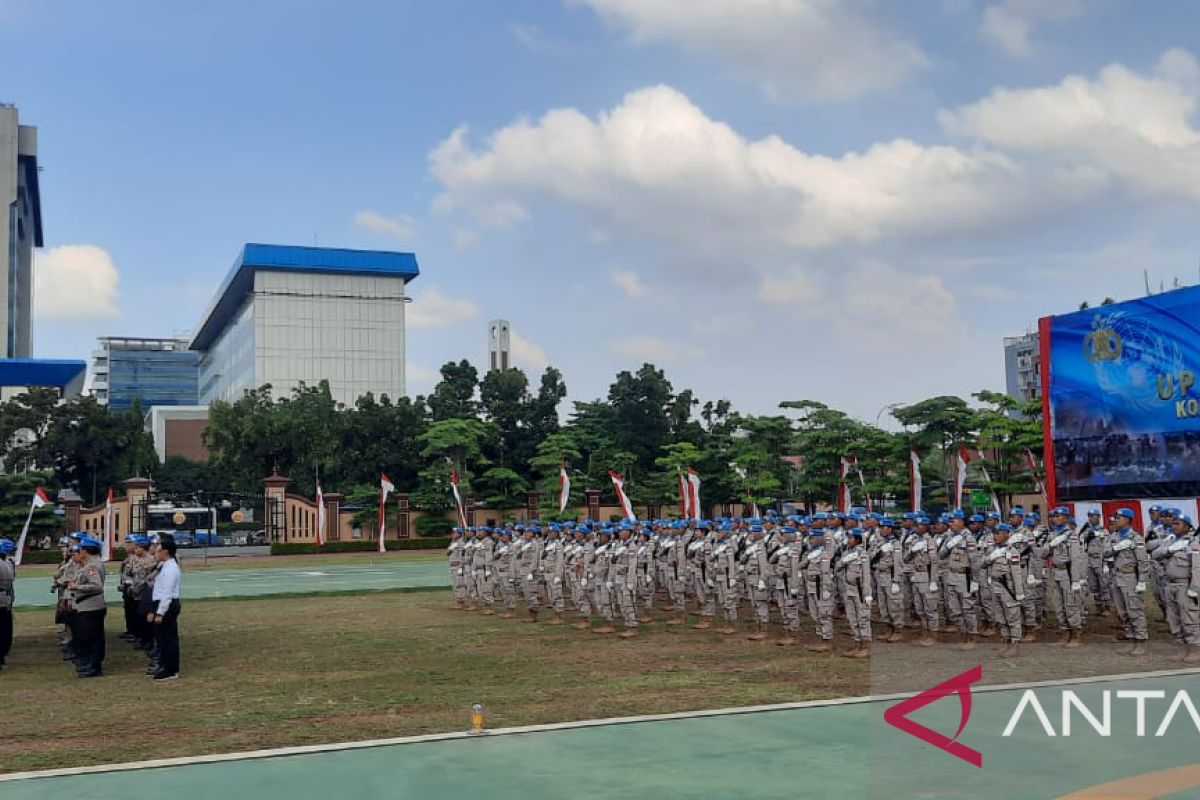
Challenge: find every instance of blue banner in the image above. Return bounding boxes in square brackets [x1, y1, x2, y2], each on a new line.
[1048, 285, 1200, 501]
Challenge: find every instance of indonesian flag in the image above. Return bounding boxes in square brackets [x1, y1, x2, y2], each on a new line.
[678, 471, 690, 518]
[102, 487, 114, 561]
[378, 472, 395, 553]
[838, 457, 853, 512]
[909, 448, 922, 513]
[13, 487, 50, 566]
[558, 464, 571, 514]
[610, 471, 636, 522]
[1023, 448, 1046, 496]
[449, 469, 467, 529]
[974, 450, 1003, 513]
[852, 457, 871, 513]
[955, 446, 971, 509]
[687, 466, 702, 521]
[315, 481, 325, 547]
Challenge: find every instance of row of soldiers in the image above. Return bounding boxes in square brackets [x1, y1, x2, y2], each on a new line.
[446, 504, 1198, 658]
[49, 532, 179, 678]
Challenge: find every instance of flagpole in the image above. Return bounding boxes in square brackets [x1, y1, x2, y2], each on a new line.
[13, 501, 36, 567]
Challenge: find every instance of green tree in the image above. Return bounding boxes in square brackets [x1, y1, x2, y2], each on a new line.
[428, 360, 479, 421]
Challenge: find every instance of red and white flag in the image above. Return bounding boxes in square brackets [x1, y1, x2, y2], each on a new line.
[1023, 448, 1046, 496]
[678, 471, 690, 519]
[102, 487, 114, 562]
[315, 481, 326, 547]
[449, 469, 467, 529]
[13, 487, 50, 567]
[378, 472, 395, 553]
[909, 448, 922, 513]
[558, 464, 571, 514]
[838, 457, 853, 512]
[610, 471, 636, 522]
[687, 466, 702, 521]
[852, 457, 871, 513]
[955, 446, 971, 509]
[451, 470, 468, 532]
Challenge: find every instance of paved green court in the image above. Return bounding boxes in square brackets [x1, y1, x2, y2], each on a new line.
[13, 559, 449, 608]
[7, 673, 1200, 799]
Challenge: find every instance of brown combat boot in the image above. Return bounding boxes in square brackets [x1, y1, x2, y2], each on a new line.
[1129, 640, 1148, 656]
[806, 640, 833, 653]
[747, 623, 768, 642]
[957, 634, 977, 651]
[845, 642, 870, 659]
[593, 623, 615, 634]
[480, 607, 496, 616]
[1000, 638, 1019, 658]
[1019, 627, 1040, 644]
[638, 614, 654, 624]
[619, 627, 638, 639]
[1064, 630, 1083, 648]
[691, 619, 713, 630]
[524, 608, 539, 623]
[466, 603, 479, 612]
[776, 634, 798, 647]
[572, 618, 591, 630]
[884, 626, 905, 643]
[455, 600, 466, 610]
[912, 631, 936, 647]
[498, 609, 515, 619]
[1184, 645, 1200, 664]
[717, 624, 738, 636]
[666, 615, 685, 626]
[546, 612, 565, 626]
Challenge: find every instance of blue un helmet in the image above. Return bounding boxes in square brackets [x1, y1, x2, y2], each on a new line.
[0, 538, 15, 555]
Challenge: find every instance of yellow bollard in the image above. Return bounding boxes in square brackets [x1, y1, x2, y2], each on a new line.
[471, 703, 484, 733]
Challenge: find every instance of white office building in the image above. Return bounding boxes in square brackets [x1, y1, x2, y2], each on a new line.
[190, 244, 419, 407]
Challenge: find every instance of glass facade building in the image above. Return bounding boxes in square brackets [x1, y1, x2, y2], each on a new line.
[0, 106, 42, 358]
[192, 244, 419, 407]
[91, 337, 199, 412]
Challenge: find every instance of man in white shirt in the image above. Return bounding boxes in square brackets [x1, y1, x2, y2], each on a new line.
[149, 535, 182, 681]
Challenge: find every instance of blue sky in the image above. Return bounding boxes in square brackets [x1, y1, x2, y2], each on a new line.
[3, 0, 1200, 421]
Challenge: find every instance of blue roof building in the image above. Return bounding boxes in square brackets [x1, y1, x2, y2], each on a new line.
[0, 358, 86, 400]
[191, 244, 419, 406]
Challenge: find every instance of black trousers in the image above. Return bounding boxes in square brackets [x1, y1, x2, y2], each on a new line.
[74, 608, 106, 673]
[123, 592, 137, 635]
[154, 600, 181, 676]
[0, 607, 12, 664]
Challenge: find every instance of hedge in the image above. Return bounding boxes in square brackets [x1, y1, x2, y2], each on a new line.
[270, 537, 450, 556]
[415, 516, 455, 537]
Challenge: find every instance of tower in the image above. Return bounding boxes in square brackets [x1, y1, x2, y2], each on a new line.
[488, 319, 511, 371]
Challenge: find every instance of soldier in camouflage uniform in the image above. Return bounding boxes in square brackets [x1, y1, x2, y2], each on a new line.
[494, 529, 518, 618]
[742, 525, 772, 641]
[773, 525, 803, 646]
[590, 529, 616, 634]
[837, 528, 871, 658]
[447, 528, 469, 609]
[1105, 508, 1151, 656]
[517, 526, 543, 623]
[611, 526, 641, 638]
[870, 519, 905, 643]
[541, 526, 567, 625]
[803, 526, 836, 652]
[985, 523, 1026, 657]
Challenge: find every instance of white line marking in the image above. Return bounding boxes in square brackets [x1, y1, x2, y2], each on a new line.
[4, 667, 1199, 783]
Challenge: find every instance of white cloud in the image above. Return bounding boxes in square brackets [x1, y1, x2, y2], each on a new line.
[940, 49, 1200, 201]
[758, 272, 819, 306]
[981, 0, 1085, 58]
[509, 22, 572, 54]
[577, 0, 926, 102]
[610, 268, 647, 299]
[34, 245, 120, 321]
[510, 330, 549, 371]
[406, 287, 478, 329]
[407, 362, 437, 385]
[431, 83, 1100, 258]
[609, 334, 705, 362]
[354, 209, 420, 243]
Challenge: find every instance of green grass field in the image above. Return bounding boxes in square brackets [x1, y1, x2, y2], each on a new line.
[2, 588, 868, 774]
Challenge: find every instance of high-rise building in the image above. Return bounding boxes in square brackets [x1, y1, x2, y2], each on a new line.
[1003, 331, 1041, 408]
[90, 336, 199, 411]
[0, 105, 42, 358]
[488, 319, 511, 371]
[191, 244, 419, 407]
